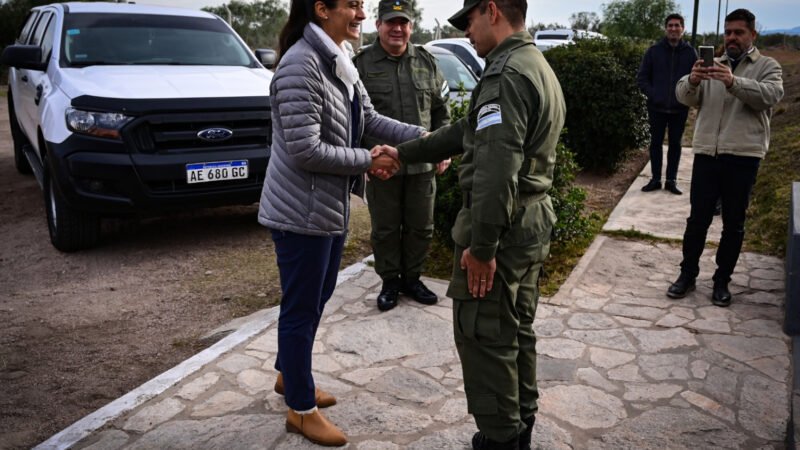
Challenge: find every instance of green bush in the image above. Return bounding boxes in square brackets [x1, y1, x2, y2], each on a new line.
[544, 37, 650, 171]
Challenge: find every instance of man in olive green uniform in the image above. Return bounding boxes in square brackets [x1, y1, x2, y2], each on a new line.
[354, 0, 451, 312]
[383, 0, 566, 448]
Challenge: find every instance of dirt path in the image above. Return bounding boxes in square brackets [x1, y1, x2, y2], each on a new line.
[0, 97, 285, 449]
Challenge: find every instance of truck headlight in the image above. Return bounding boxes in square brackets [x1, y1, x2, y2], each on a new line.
[66, 108, 133, 139]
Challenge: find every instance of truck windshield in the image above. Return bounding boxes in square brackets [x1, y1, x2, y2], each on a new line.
[61, 13, 256, 67]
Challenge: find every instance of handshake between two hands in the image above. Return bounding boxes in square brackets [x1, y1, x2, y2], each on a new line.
[367, 142, 451, 181]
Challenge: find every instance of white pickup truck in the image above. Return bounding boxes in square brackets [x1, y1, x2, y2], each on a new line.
[2, 2, 274, 251]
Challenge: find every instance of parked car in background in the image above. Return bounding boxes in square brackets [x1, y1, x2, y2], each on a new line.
[534, 28, 605, 51]
[427, 37, 484, 77]
[2, 2, 273, 251]
[425, 45, 478, 103]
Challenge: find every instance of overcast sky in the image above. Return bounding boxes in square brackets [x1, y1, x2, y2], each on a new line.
[146, 0, 799, 34]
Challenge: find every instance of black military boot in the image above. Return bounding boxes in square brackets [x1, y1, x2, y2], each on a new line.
[377, 278, 401, 312]
[519, 416, 535, 450]
[401, 278, 438, 305]
[712, 282, 732, 307]
[664, 180, 682, 195]
[641, 179, 661, 192]
[666, 273, 696, 299]
[471, 431, 518, 450]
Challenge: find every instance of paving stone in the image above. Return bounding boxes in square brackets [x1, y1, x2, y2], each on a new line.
[567, 313, 617, 329]
[737, 291, 782, 307]
[750, 278, 784, 291]
[614, 297, 670, 309]
[731, 303, 783, 321]
[602, 304, 665, 321]
[583, 282, 614, 296]
[563, 329, 636, 352]
[613, 317, 652, 327]
[590, 407, 746, 449]
[536, 338, 586, 359]
[339, 367, 393, 386]
[686, 319, 731, 334]
[401, 350, 457, 369]
[191, 391, 255, 417]
[313, 372, 353, 395]
[696, 306, 736, 322]
[406, 422, 474, 449]
[639, 354, 689, 380]
[329, 351, 364, 369]
[366, 367, 450, 404]
[690, 360, 710, 379]
[533, 318, 564, 337]
[537, 358, 577, 381]
[342, 301, 372, 314]
[123, 398, 185, 433]
[628, 328, 699, 353]
[352, 270, 381, 289]
[739, 374, 789, 440]
[176, 373, 221, 401]
[539, 385, 626, 429]
[126, 414, 284, 450]
[247, 329, 278, 353]
[702, 366, 738, 405]
[325, 313, 347, 323]
[312, 354, 342, 373]
[588, 348, 636, 369]
[607, 364, 646, 382]
[655, 314, 691, 328]
[434, 397, 469, 424]
[426, 305, 453, 321]
[730, 273, 750, 287]
[217, 354, 262, 373]
[670, 307, 695, 320]
[326, 307, 452, 364]
[532, 416, 573, 450]
[422, 367, 445, 379]
[236, 369, 272, 395]
[264, 391, 288, 412]
[681, 391, 735, 423]
[444, 366, 463, 380]
[81, 430, 129, 450]
[357, 440, 400, 450]
[576, 368, 619, 393]
[622, 383, 682, 401]
[747, 355, 790, 382]
[670, 398, 691, 408]
[573, 297, 609, 310]
[734, 319, 785, 338]
[324, 393, 433, 435]
[243, 350, 271, 361]
[335, 283, 366, 300]
[690, 348, 751, 373]
[704, 334, 788, 362]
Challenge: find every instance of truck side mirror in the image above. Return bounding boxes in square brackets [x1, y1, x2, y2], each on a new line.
[255, 49, 277, 70]
[1, 45, 46, 72]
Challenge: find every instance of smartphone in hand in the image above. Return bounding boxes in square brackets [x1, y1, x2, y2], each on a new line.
[699, 46, 715, 67]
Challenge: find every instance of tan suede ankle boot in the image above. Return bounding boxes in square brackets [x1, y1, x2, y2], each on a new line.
[286, 409, 347, 446]
[274, 373, 337, 408]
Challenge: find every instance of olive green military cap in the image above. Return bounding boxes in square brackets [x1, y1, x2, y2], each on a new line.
[448, 0, 481, 31]
[378, 0, 414, 21]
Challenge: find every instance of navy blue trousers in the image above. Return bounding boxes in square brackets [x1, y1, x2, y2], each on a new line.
[271, 229, 346, 411]
[680, 154, 760, 284]
[648, 109, 689, 182]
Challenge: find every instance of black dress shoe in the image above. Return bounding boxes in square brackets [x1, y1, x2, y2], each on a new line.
[667, 274, 696, 299]
[712, 283, 732, 307]
[401, 279, 438, 305]
[377, 280, 401, 312]
[519, 416, 535, 450]
[472, 431, 519, 450]
[641, 179, 662, 192]
[664, 180, 682, 195]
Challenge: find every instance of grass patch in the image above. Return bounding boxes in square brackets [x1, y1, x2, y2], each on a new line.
[602, 228, 683, 246]
[342, 201, 373, 267]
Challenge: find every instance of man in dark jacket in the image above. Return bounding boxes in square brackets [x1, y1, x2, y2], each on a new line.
[637, 13, 697, 195]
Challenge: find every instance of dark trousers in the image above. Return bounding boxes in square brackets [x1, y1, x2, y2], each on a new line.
[680, 154, 760, 284]
[271, 229, 346, 411]
[648, 109, 689, 182]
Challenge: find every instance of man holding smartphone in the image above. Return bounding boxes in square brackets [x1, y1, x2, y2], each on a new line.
[637, 14, 697, 195]
[667, 8, 784, 307]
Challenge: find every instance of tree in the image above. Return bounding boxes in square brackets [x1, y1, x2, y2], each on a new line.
[203, 0, 288, 49]
[569, 11, 601, 32]
[600, 0, 679, 40]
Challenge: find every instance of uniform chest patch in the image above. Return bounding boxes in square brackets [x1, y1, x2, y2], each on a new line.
[476, 104, 502, 131]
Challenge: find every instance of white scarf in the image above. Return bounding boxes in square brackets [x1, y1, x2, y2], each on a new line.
[310, 23, 360, 101]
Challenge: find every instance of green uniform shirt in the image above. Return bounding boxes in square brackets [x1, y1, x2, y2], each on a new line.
[354, 40, 451, 175]
[398, 31, 566, 261]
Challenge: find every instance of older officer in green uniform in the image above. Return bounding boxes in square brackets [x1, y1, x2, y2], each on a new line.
[354, 0, 451, 312]
[381, 0, 565, 448]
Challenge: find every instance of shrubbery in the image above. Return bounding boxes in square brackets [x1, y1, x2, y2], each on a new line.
[544, 37, 650, 172]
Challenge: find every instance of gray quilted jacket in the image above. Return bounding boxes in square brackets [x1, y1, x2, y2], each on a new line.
[258, 25, 424, 236]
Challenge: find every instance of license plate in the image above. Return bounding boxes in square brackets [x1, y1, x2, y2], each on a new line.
[186, 160, 248, 184]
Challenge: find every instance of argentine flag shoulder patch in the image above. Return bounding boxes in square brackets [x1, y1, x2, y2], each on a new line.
[476, 104, 502, 131]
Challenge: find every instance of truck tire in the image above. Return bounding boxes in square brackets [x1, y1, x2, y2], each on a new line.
[43, 164, 100, 252]
[8, 93, 33, 175]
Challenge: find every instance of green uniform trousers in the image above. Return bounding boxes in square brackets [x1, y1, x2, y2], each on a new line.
[452, 224, 550, 442]
[366, 170, 436, 281]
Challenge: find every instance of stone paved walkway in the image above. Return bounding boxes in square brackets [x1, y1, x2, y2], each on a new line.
[37, 151, 790, 450]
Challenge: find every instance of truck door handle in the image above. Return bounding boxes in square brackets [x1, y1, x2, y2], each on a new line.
[21, 75, 28, 82]
[34, 85, 43, 105]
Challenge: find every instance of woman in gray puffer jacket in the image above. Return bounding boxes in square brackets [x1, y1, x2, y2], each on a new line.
[257, 0, 424, 445]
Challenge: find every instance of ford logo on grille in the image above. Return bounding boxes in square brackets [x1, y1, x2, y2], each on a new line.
[197, 127, 233, 142]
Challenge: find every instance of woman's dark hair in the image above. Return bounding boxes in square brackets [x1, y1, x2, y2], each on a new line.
[278, 0, 339, 62]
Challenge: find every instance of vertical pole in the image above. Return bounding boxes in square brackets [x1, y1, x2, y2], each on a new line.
[691, 0, 700, 49]
[715, 0, 722, 46]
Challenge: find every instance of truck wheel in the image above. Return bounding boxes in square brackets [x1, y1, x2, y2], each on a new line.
[8, 93, 33, 175]
[43, 165, 100, 252]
